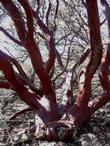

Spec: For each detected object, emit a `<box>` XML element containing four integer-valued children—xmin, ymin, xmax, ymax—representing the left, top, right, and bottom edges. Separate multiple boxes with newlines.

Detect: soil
<box><xmin>0</xmin><ymin>100</ymin><xmax>110</xmax><ymax>146</ymax></box>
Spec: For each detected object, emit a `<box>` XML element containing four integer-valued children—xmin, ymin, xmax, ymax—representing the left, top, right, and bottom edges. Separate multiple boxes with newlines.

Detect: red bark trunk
<box><xmin>0</xmin><ymin>0</ymin><xmax>110</xmax><ymax>142</ymax></box>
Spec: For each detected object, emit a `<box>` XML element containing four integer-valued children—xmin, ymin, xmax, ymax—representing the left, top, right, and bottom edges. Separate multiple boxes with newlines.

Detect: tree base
<box><xmin>31</xmin><ymin>104</ymin><xmax>91</xmax><ymax>141</ymax></box>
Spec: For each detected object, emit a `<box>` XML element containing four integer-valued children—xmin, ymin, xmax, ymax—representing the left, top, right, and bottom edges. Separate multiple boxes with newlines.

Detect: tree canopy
<box><xmin>0</xmin><ymin>0</ymin><xmax>110</xmax><ymax>142</ymax></box>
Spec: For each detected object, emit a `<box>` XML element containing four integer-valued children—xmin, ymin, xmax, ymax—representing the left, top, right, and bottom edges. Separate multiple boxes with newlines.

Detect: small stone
<box><xmin>14</xmin><ymin>130</ymin><xmax>32</xmax><ymax>144</ymax></box>
<box><xmin>93</xmin><ymin>126</ymin><xmax>101</xmax><ymax>133</ymax></box>
<box><xmin>0</xmin><ymin>143</ymin><xmax>7</xmax><ymax>146</ymax></box>
<box><xmin>104</xmin><ymin>118</ymin><xmax>110</xmax><ymax>126</ymax></box>
<box><xmin>57</xmin><ymin>127</ymin><xmax>69</xmax><ymax>140</ymax></box>
<box><xmin>79</xmin><ymin>133</ymin><xmax>100</xmax><ymax>146</ymax></box>
<box><xmin>81</xmin><ymin>141</ymin><xmax>93</xmax><ymax>146</ymax></box>
<box><xmin>106</xmin><ymin>133</ymin><xmax>110</xmax><ymax>139</ymax></box>
<box><xmin>34</xmin><ymin>124</ymin><xmax>46</xmax><ymax>139</ymax></box>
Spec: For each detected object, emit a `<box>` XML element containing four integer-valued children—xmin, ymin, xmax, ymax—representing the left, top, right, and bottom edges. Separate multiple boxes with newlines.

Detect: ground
<box><xmin>0</xmin><ymin>99</ymin><xmax>110</xmax><ymax>146</ymax></box>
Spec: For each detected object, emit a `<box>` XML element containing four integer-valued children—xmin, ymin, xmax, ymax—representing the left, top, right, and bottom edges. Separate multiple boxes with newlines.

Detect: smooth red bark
<box><xmin>75</xmin><ymin>0</ymin><xmax>102</xmax><ymax>109</ymax></box>
<box><xmin>0</xmin><ymin>0</ymin><xmax>110</xmax><ymax>141</ymax></box>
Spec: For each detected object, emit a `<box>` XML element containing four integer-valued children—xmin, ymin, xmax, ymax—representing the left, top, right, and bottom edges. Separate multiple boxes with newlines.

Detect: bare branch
<box><xmin>46</xmin><ymin>2</ymin><xmax>51</xmax><ymax>26</ymax></box>
<box><xmin>0</xmin><ymin>26</ymin><xmax>22</xmax><ymax>46</ymax></box>
<box><xmin>54</xmin><ymin>0</ymin><xmax>59</xmax><ymax>21</ymax></box>
<box><xmin>9</xmin><ymin>107</ymin><xmax>32</xmax><ymax>120</ymax></box>
<box><xmin>0</xmin><ymin>0</ymin><xmax>27</xmax><ymax>43</ymax></box>
<box><xmin>18</xmin><ymin>0</ymin><xmax>34</xmax><ymax>39</ymax></box>
<box><xmin>100</xmin><ymin>0</ymin><xmax>110</xmax><ymax>38</ymax></box>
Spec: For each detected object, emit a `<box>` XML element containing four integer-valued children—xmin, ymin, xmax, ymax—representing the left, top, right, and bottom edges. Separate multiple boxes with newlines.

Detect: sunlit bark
<box><xmin>0</xmin><ymin>0</ymin><xmax>110</xmax><ymax>141</ymax></box>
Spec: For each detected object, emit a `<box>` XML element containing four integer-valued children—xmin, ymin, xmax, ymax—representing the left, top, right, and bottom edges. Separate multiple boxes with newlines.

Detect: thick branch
<box><xmin>0</xmin><ymin>51</ymin><xmax>39</xmax><ymax>109</ymax></box>
<box><xmin>89</xmin><ymin>92</ymin><xmax>110</xmax><ymax>114</ymax></box>
<box><xmin>99</xmin><ymin>47</ymin><xmax>110</xmax><ymax>91</ymax></box>
<box><xmin>18</xmin><ymin>0</ymin><xmax>34</xmax><ymax>39</ymax></box>
<box><xmin>0</xmin><ymin>50</ymin><xmax>26</xmax><ymax>78</ymax></box>
<box><xmin>0</xmin><ymin>51</ymin><xmax>58</xmax><ymax>122</ymax></box>
<box><xmin>0</xmin><ymin>0</ymin><xmax>27</xmax><ymax>43</ymax></box>
<box><xmin>0</xmin><ymin>1</ymin><xmax>57</xmax><ymax>101</ymax></box>
<box><xmin>0</xmin><ymin>51</ymin><xmax>43</xmax><ymax>96</ymax></box>
<box><xmin>100</xmin><ymin>0</ymin><xmax>110</xmax><ymax>91</ymax></box>
<box><xmin>75</xmin><ymin>0</ymin><xmax>102</xmax><ymax>108</ymax></box>
<box><xmin>0</xmin><ymin>80</ymin><xmax>13</xmax><ymax>90</ymax></box>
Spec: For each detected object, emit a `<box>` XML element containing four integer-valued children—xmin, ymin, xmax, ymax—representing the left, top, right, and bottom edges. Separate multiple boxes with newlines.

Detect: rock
<box><xmin>79</xmin><ymin>133</ymin><xmax>101</xmax><ymax>146</ymax></box>
<box><xmin>37</xmin><ymin>141</ymin><xmax>56</xmax><ymax>146</ymax></box>
<box><xmin>93</xmin><ymin>126</ymin><xmax>101</xmax><ymax>133</ymax></box>
<box><xmin>14</xmin><ymin>129</ymin><xmax>32</xmax><ymax>145</ymax></box>
<box><xmin>34</xmin><ymin>124</ymin><xmax>46</xmax><ymax>139</ymax></box>
<box><xmin>57</xmin><ymin>126</ymin><xmax>69</xmax><ymax>140</ymax></box>
<box><xmin>80</xmin><ymin>134</ymin><xmax>92</xmax><ymax>146</ymax></box>
<box><xmin>103</xmin><ymin>118</ymin><xmax>110</xmax><ymax>126</ymax></box>
<box><xmin>106</xmin><ymin>133</ymin><xmax>110</xmax><ymax>139</ymax></box>
<box><xmin>0</xmin><ymin>143</ymin><xmax>7</xmax><ymax>146</ymax></box>
<box><xmin>57</xmin><ymin>126</ymin><xmax>77</xmax><ymax>140</ymax></box>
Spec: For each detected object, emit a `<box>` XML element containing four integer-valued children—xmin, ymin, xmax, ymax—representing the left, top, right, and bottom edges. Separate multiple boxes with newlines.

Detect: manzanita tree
<box><xmin>0</xmin><ymin>0</ymin><xmax>110</xmax><ymax>141</ymax></box>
